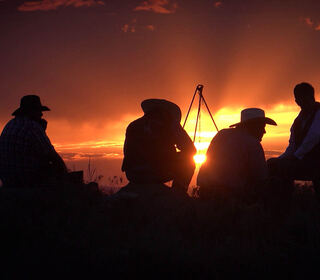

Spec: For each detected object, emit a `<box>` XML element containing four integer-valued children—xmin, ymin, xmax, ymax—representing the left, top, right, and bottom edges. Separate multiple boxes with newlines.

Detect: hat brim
<box><xmin>141</xmin><ymin>99</ymin><xmax>181</xmax><ymax>123</ymax></box>
<box><xmin>12</xmin><ymin>106</ymin><xmax>50</xmax><ymax>116</ymax></box>
<box><xmin>229</xmin><ymin>117</ymin><xmax>277</xmax><ymax>128</ymax></box>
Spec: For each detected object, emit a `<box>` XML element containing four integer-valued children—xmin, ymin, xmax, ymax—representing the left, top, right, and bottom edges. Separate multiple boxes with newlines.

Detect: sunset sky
<box><xmin>1</xmin><ymin>0</ymin><xmax>320</xmax><ymax>183</ymax></box>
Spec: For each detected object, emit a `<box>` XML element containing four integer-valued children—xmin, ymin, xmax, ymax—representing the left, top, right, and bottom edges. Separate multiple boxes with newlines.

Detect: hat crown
<box><xmin>241</xmin><ymin>108</ymin><xmax>265</xmax><ymax>122</ymax></box>
<box><xmin>20</xmin><ymin>95</ymin><xmax>42</xmax><ymax>109</ymax></box>
<box><xmin>141</xmin><ymin>99</ymin><xmax>182</xmax><ymax>123</ymax></box>
<box><xmin>12</xmin><ymin>95</ymin><xmax>50</xmax><ymax>116</ymax></box>
<box><xmin>229</xmin><ymin>107</ymin><xmax>277</xmax><ymax>127</ymax></box>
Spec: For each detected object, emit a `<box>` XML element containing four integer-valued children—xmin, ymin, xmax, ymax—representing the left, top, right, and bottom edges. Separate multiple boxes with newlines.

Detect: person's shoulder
<box><xmin>127</xmin><ymin>116</ymin><xmax>144</xmax><ymax>127</ymax></box>
<box><xmin>3</xmin><ymin>118</ymin><xmax>15</xmax><ymax>127</ymax></box>
<box><xmin>215</xmin><ymin>128</ymin><xmax>233</xmax><ymax>137</ymax></box>
<box><xmin>234</xmin><ymin>128</ymin><xmax>261</xmax><ymax>146</ymax></box>
<box><xmin>216</xmin><ymin>127</ymin><xmax>246</xmax><ymax>139</ymax></box>
<box><xmin>126</xmin><ymin>116</ymin><xmax>145</xmax><ymax>133</ymax></box>
<box><xmin>2</xmin><ymin>117</ymin><xmax>29</xmax><ymax>130</ymax></box>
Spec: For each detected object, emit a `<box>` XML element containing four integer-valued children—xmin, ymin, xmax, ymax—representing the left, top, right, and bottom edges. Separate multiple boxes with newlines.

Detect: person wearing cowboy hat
<box><xmin>121</xmin><ymin>98</ymin><xmax>196</xmax><ymax>194</ymax></box>
<box><xmin>197</xmin><ymin>108</ymin><xmax>277</xmax><ymax>202</ymax></box>
<box><xmin>0</xmin><ymin>95</ymin><xmax>67</xmax><ymax>188</ymax></box>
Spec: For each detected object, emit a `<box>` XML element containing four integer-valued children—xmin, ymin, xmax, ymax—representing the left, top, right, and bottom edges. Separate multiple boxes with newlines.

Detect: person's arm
<box><xmin>172</xmin><ymin>123</ymin><xmax>196</xmax><ymax>155</ymax></box>
<box><xmin>31</xmin><ymin>123</ymin><xmax>67</xmax><ymax>174</ymax></box>
<box><xmin>294</xmin><ymin>110</ymin><xmax>320</xmax><ymax>159</ymax></box>
<box><xmin>121</xmin><ymin>124</ymin><xmax>139</xmax><ymax>171</ymax></box>
<box><xmin>48</xmin><ymin>150</ymin><xmax>68</xmax><ymax>174</ymax></box>
<box><xmin>247</xmin><ymin>141</ymin><xmax>268</xmax><ymax>184</ymax></box>
<box><xmin>279</xmin><ymin>126</ymin><xmax>296</xmax><ymax>159</ymax></box>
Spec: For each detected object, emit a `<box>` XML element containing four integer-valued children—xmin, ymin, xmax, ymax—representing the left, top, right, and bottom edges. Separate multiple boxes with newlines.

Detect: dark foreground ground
<box><xmin>1</xmin><ymin>182</ymin><xmax>320</xmax><ymax>279</ymax></box>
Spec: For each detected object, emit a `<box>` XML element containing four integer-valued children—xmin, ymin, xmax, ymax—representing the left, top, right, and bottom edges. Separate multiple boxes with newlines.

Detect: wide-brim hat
<box><xmin>12</xmin><ymin>95</ymin><xmax>50</xmax><ymax>116</ymax></box>
<box><xmin>229</xmin><ymin>108</ymin><xmax>277</xmax><ymax>127</ymax></box>
<box><xmin>141</xmin><ymin>99</ymin><xmax>182</xmax><ymax>123</ymax></box>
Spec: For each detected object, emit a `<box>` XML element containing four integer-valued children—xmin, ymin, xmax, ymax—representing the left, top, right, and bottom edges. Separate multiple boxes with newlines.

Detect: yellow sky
<box><xmin>50</xmin><ymin>102</ymin><xmax>299</xmax><ymax>163</ymax></box>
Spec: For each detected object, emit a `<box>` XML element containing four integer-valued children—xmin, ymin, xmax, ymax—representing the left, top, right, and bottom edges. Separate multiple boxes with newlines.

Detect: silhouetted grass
<box><xmin>1</xmin><ymin>182</ymin><xmax>320</xmax><ymax>279</ymax></box>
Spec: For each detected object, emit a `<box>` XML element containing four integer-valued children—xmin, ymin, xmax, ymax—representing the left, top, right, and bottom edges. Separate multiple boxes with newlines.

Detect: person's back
<box><xmin>197</xmin><ymin>127</ymin><xmax>267</xmax><ymax>199</ymax></box>
<box><xmin>0</xmin><ymin>95</ymin><xmax>67</xmax><ymax>188</ymax></box>
<box><xmin>121</xmin><ymin>99</ymin><xmax>196</xmax><ymax>193</ymax></box>
<box><xmin>197</xmin><ymin>108</ymin><xmax>276</xmax><ymax>201</ymax></box>
<box><xmin>0</xmin><ymin>116</ymin><xmax>55</xmax><ymax>187</ymax></box>
<box><xmin>122</xmin><ymin>115</ymin><xmax>185</xmax><ymax>182</ymax></box>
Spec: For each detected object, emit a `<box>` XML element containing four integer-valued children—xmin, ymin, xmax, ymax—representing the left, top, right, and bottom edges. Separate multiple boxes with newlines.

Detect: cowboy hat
<box><xmin>12</xmin><ymin>95</ymin><xmax>50</xmax><ymax>116</ymax></box>
<box><xmin>229</xmin><ymin>108</ymin><xmax>277</xmax><ymax>127</ymax></box>
<box><xmin>141</xmin><ymin>99</ymin><xmax>182</xmax><ymax>123</ymax></box>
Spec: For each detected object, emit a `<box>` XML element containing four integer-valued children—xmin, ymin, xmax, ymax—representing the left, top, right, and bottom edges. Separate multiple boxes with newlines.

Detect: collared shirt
<box><xmin>280</xmin><ymin>109</ymin><xmax>320</xmax><ymax>160</ymax></box>
<box><xmin>197</xmin><ymin>128</ymin><xmax>267</xmax><ymax>190</ymax></box>
<box><xmin>0</xmin><ymin>116</ymin><xmax>56</xmax><ymax>186</ymax></box>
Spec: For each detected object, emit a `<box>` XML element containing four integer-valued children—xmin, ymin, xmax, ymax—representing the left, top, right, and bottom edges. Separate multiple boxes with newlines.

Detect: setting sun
<box><xmin>184</xmin><ymin>103</ymin><xmax>299</xmax><ymax>167</ymax></box>
<box><xmin>193</xmin><ymin>154</ymin><xmax>207</xmax><ymax>165</ymax></box>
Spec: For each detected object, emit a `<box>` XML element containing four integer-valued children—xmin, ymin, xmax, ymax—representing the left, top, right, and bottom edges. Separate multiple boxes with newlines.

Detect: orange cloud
<box><xmin>301</xmin><ymin>17</ymin><xmax>320</xmax><ymax>31</ymax></box>
<box><xmin>18</xmin><ymin>0</ymin><xmax>105</xmax><ymax>12</ymax></box>
<box><xmin>121</xmin><ymin>24</ymin><xmax>130</xmax><ymax>33</ymax></box>
<box><xmin>146</xmin><ymin>24</ymin><xmax>155</xmax><ymax>31</ymax></box>
<box><xmin>121</xmin><ymin>19</ymin><xmax>137</xmax><ymax>33</ymax></box>
<box><xmin>303</xmin><ymin>17</ymin><xmax>313</xmax><ymax>27</ymax></box>
<box><xmin>214</xmin><ymin>1</ymin><xmax>222</xmax><ymax>8</ymax></box>
<box><xmin>134</xmin><ymin>0</ymin><xmax>177</xmax><ymax>14</ymax></box>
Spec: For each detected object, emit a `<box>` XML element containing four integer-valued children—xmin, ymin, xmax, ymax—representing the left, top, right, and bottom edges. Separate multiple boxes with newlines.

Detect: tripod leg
<box><xmin>183</xmin><ymin>87</ymin><xmax>198</xmax><ymax>129</ymax></box>
<box><xmin>201</xmin><ymin>95</ymin><xmax>219</xmax><ymax>131</ymax></box>
<box><xmin>193</xmin><ymin>94</ymin><xmax>202</xmax><ymax>142</ymax></box>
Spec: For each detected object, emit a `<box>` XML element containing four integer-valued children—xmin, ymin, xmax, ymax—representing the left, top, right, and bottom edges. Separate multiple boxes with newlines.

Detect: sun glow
<box><xmin>184</xmin><ymin>103</ymin><xmax>299</xmax><ymax>166</ymax></box>
<box><xmin>50</xmin><ymin>103</ymin><xmax>298</xmax><ymax>166</ymax></box>
<box><xmin>193</xmin><ymin>154</ymin><xmax>207</xmax><ymax>164</ymax></box>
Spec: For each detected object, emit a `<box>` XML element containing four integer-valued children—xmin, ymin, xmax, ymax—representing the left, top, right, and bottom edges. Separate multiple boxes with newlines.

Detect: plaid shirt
<box><xmin>0</xmin><ymin>116</ymin><xmax>56</xmax><ymax>187</ymax></box>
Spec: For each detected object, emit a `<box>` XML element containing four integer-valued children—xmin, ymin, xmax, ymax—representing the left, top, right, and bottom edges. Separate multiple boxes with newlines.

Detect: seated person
<box><xmin>121</xmin><ymin>99</ymin><xmax>196</xmax><ymax>193</ymax></box>
<box><xmin>268</xmin><ymin>83</ymin><xmax>320</xmax><ymax>183</ymax></box>
<box><xmin>197</xmin><ymin>108</ymin><xmax>277</xmax><ymax>201</ymax></box>
<box><xmin>0</xmin><ymin>95</ymin><xmax>67</xmax><ymax>188</ymax></box>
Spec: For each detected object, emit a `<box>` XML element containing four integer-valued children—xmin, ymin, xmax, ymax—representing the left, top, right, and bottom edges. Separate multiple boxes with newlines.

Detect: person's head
<box><xmin>239</xmin><ymin>121</ymin><xmax>266</xmax><ymax>142</ymax></box>
<box><xmin>12</xmin><ymin>95</ymin><xmax>50</xmax><ymax>121</ymax></box>
<box><xmin>294</xmin><ymin>82</ymin><xmax>315</xmax><ymax>110</ymax></box>
<box><xmin>230</xmin><ymin>108</ymin><xmax>277</xmax><ymax>142</ymax></box>
<box><xmin>141</xmin><ymin>99</ymin><xmax>181</xmax><ymax>125</ymax></box>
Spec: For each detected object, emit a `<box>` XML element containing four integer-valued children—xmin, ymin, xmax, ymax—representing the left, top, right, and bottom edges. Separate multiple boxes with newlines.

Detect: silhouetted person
<box><xmin>268</xmin><ymin>82</ymin><xmax>320</xmax><ymax>185</ymax></box>
<box><xmin>121</xmin><ymin>99</ymin><xmax>196</xmax><ymax>194</ymax></box>
<box><xmin>0</xmin><ymin>95</ymin><xmax>67</xmax><ymax>188</ymax></box>
<box><xmin>197</xmin><ymin>108</ymin><xmax>277</xmax><ymax>201</ymax></box>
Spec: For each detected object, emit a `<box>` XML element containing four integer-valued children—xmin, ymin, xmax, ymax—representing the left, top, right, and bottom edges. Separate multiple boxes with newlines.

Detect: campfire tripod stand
<box><xmin>182</xmin><ymin>84</ymin><xmax>219</xmax><ymax>143</ymax></box>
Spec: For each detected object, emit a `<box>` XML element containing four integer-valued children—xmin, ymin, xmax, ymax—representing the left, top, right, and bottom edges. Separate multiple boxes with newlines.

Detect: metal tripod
<box><xmin>182</xmin><ymin>84</ymin><xmax>219</xmax><ymax>143</ymax></box>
